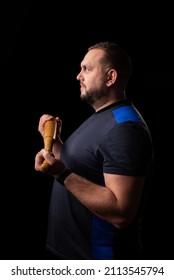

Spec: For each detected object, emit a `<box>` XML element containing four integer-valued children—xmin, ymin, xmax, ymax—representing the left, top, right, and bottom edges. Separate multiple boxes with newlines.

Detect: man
<box><xmin>35</xmin><ymin>41</ymin><xmax>154</xmax><ymax>259</ymax></box>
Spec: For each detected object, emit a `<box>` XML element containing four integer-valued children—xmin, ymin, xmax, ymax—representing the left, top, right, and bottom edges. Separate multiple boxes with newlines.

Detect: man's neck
<box><xmin>94</xmin><ymin>98</ymin><xmax>126</xmax><ymax>112</ymax></box>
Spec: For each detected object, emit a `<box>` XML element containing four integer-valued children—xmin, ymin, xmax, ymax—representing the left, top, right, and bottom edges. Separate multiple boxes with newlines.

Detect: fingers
<box><xmin>38</xmin><ymin>114</ymin><xmax>62</xmax><ymax>137</ymax></box>
<box><xmin>35</xmin><ymin>149</ymin><xmax>65</xmax><ymax>176</ymax></box>
<box><xmin>42</xmin><ymin>149</ymin><xmax>55</xmax><ymax>164</ymax></box>
<box><xmin>35</xmin><ymin>149</ymin><xmax>55</xmax><ymax>171</ymax></box>
<box><xmin>38</xmin><ymin>114</ymin><xmax>54</xmax><ymax>135</ymax></box>
<box><xmin>35</xmin><ymin>149</ymin><xmax>45</xmax><ymax>171</ymax></box>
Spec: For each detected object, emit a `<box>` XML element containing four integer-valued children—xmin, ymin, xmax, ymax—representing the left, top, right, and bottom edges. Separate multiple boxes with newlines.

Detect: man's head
<box><xmin>76</xmin><ymin>41</ymin><xmax>132</xmax><ymax>109</ymax></box>
<box><xmin>88</xmin><ymin>41</ymin><xmax>132</xmax><ymax>90</ymax></box>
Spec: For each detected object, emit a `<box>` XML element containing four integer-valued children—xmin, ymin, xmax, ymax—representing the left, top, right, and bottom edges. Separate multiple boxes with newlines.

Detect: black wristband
<box><xmin>56</xmin><ymin>168</ymin><xmax>72</xmax><ymax>185</ymax></box>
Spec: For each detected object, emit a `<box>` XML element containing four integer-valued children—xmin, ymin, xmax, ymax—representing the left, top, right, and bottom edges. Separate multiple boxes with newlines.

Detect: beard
<box><xmin>80</xmin><ymin>88</ymin><xmax>107</xmax><ymax>106</ymax></box>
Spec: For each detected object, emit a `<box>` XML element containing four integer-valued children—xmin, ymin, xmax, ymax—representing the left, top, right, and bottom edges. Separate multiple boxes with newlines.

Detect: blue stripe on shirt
<box><xmin>92</xmin><ymin>215</ymin><xmax>116</xmax><ymax>260</ymax></box>
<box><xmin>112</xmin><ymin>105</ymin><xmax>143</xmax><ymax>124</ymax></box>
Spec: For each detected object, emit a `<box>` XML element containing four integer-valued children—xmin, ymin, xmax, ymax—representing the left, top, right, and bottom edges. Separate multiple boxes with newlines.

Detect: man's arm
<box><xmin>35</xmin><ymin>149</ymin><xmax>144</xmax><ymax>229</ymax></box>
<box><xmin>64</xmin><ymin>171</ymin><xmax>144</xmax><ymax>229</ymax></box>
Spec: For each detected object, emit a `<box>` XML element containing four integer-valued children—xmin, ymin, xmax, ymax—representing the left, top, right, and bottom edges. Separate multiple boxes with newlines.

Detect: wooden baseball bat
<box><xmin>40</xmin><ymin>117</ymin><xmax>57</xmax><ymax>173</ymax></box>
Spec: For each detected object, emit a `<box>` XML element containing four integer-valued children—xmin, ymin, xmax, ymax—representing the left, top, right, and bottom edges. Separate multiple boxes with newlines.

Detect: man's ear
<box><xmin>106</xmin><ymin>69</ymin><xmax>117</xmax><ymax>86</ymax></box>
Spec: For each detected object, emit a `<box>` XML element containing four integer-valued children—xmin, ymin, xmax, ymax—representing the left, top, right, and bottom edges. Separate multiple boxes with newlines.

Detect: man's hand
<box><xmin>38</xmin><ymin>114</ymin><xmax>62</xmax><ymax>138</ymax></box>
<box><xmin>35</xmin><ymin>148</ymin><xmax>65</xmax><ymax>177</ymax></box>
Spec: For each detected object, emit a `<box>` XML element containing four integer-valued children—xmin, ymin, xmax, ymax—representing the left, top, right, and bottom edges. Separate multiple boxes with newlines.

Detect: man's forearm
<box><xmin>64</xmin><ymin>172</ymin><xmax>120</xmax><ymax>226</ymax></box>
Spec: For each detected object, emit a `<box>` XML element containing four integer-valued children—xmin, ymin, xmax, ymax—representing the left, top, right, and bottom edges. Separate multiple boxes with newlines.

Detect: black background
<box><xmin>1</xmin><ymin>2</ymin><xmax>173</xmax><ymax>260</ymax></box>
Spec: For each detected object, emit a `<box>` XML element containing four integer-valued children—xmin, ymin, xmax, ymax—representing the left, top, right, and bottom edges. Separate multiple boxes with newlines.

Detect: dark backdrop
<box><xmin>1</xmin><ymin>2</ymin><xmax>173</xmax><ymax>260</ymax></box>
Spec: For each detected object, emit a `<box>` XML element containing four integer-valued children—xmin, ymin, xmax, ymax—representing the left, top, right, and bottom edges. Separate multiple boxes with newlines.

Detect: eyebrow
<box><xmin>80</xmin><ymin>61</ymin><xmax>92</xmax><ymax>69</ymax></box>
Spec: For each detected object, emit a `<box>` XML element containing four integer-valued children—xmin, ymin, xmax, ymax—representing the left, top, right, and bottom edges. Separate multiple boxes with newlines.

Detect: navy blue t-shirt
<box><xmin>46</xmin><ymin>100</ymin><xmax>153</xmax><ymax>259</ymax></box>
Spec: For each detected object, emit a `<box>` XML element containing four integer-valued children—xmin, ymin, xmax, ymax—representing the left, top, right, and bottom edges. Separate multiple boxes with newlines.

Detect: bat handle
<box><xmin>41</xmin><ymin>140</ymin><xmax>53</xmax><ymax>172</ymax></box>
<box><xmin>40</xmin><ymin>159</ymin><xmax>51</xmax><ymax>173</ymax></box>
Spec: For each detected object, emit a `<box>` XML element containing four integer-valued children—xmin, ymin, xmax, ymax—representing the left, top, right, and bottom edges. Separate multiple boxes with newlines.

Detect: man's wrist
<box><xmin>56</xmin><ymin>168</ymin><xmax>72</xmax><ymax>185</ymax></box>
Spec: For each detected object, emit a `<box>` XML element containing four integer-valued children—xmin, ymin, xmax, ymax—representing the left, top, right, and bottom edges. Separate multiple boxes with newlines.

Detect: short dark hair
<box><xmin>88</xmin><ymin>41</ymin><xmax>132</xmax><ymax>89</ymax></box>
